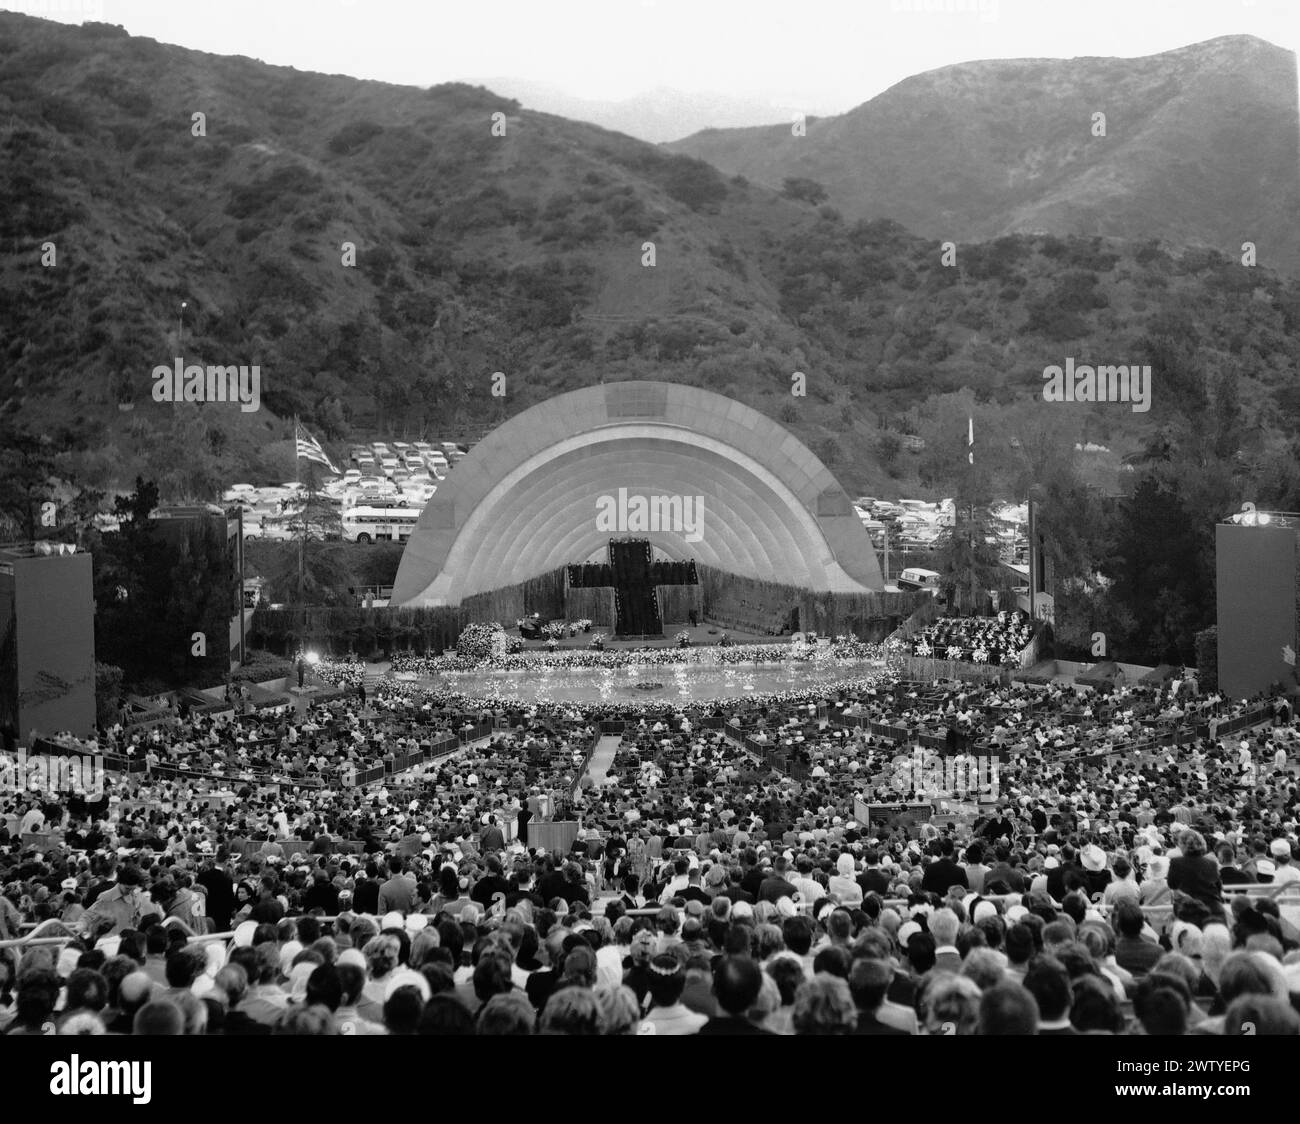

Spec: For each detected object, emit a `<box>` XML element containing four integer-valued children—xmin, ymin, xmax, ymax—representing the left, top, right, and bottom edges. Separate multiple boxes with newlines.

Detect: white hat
<box><xmin>381</xmin><ymin>911</ymin><xmax>404</xmax><ymax>931</ymax></box>
<box><xmin>383</xmin><ymin>969</ymin><xmax>431</xmax><ymax>1002</ymax></box>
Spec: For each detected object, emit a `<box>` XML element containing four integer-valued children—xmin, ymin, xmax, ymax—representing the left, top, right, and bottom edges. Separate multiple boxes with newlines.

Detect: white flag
<box><xmin>968</xmin><ymin>417</ymin><xmax>974</xmax><ymax>465</ymax></box>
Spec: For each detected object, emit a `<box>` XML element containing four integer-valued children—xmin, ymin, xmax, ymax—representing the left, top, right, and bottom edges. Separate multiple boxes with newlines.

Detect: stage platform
<box><xmin>510</xmin><ymin>623</ymin><xmax>783</xmax><ymax>652</ymax></box>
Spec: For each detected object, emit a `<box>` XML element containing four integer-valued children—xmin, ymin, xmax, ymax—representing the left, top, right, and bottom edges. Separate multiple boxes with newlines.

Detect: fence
<box><xmin>722</xmin><ymin>722</ymin><xmax>809</xmax><ymax>780</ymax></box>
<box><xmin>897</xmin><ymin>655</ymin><xmax>1011</xmax><ymax>684</ymax></box>
<box><xmin>22</xmin><ymin>716</ymin><xmax>498</xmax><ymax>795</ymax></box>
<box><xmin>824</xmin><ymin>714</ymin><xmax>1005</xmax><ymax>758</ymax></box>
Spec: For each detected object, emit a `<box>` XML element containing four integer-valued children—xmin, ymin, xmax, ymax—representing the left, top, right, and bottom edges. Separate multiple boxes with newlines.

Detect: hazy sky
<box><xmin>8</xmin><ymin>0</ymin><xmax>1298</xmax><ymax>113</ymax></box>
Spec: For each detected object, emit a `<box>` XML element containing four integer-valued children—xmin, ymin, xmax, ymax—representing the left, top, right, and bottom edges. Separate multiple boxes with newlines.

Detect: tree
<box><xmin>877</xmin><ymin>431</ymin><xmax>903</xmax><ymax>475</ymax></box>
<box><xmin>286</xmin><ymin>466</ymin><xmax>344</xmax><ymax>605</ymax></box>
<box><xmin>1104</xmin><ymin>475</ymin><xmax>1205</xmax><ymax>664</ymax></box>
<box><xmin>0</xmin><ymin>424</ymin><xmax>61</xmax><ymax>540</ymax></box>
<box><xmin>94</xmin><ymin>663</ymin><xmax>124</xmax><ymax>729</ymax></box>
<box><xmin>933</xmin><ymin>508</ymin><xmax>1003</xmax><ymax>615</ymax></box>
<box><xmin>782</xmin><ymin>177</ymin><xmax>828</xmax><ymax>205</ymax></box>
<box><xmin>1141</xmin><ymin>309</ymin><xmax>1208</xmax><ymax>432</ymax></box>
<box><xmin>93</xmin><ymin>478</ymin><xmax>234</xmax><ymax>687</ymax></box>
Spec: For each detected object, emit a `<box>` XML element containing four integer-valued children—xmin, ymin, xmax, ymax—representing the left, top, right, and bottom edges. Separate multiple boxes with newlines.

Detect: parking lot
<box><xmin>221</xmin><ymin>438</ymin><xmax>470</xmax><ymax>539</ymax></box>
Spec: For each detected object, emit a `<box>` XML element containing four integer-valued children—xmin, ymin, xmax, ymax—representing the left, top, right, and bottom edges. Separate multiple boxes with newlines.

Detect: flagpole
<box><xmin>293</xmin><ymin>415</ymin><xmax>304</xmax><ymax>606</ymax></box>
<box><xmin>967</xmin><ymin>417</ymin><xmax>974</xmax><ymax>614</ymax></box>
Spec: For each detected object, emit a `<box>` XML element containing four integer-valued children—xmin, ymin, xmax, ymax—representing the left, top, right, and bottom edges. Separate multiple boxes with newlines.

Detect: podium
<box><xmin>529</xmin><ymin>821</ymin><xmax>579</xmax><ymax>854</ymax></box>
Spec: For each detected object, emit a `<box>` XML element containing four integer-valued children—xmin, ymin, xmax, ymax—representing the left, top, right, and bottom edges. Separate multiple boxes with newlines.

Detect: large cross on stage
<box><xmin>567</xmin><ymin>538</ymin><xmax>698</xmax><ymax>637</ymax></box>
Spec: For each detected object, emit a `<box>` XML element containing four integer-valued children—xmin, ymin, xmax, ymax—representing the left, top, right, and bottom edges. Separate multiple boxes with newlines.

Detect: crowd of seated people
<box><xmin>912</xmin><ymin>611</ymin><xmax>1036</xmax><ymax>664</ymax></box>
<box><xmin>1</xmin><ymin>663</ymin><xmax>1297</xmax><ymax>1036</ymax></box>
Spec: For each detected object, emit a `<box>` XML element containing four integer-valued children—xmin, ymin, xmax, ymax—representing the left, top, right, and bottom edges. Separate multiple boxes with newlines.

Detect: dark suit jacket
<box><xmin>696</xmin><ymin>1016</ymin><xmax>774</xmax><ymax>1035</ymax></box>
<box><xmin>983</xmin><ymin>863</ymin><xmax>1025</xmax><ymax>893</ymax></box>
<box><xmin>921</xmin><ymin>859</ymin><xmax>968</xmax><ymax>896</ymax></box>
<box><xmin>758</xmin><ymin>876</ymin><xmax>798</xmax><ymax>903</ymax></box>
<box><xmin>1168</xmin><ymin>855</ymin><xmax>1224</xmax><ymax>915</ymax></box>
<box><xmin>353</xmin><ymin>881</ymin><xmax>380</xmax><ymax>914</ymax></box>
<box><xmin>858</xmin><ymin>869</ymin><xmax>892</xmax><ymax>896</ymax></box>
<box><xmin>223</xmin><ymin>1009</ymin><xmax>272</xmax><ymax>1036</ymax></box>
<box><xmin>1046</xmin><ymin>863</ymin><xmax>1085</xmax><ymax>902</ymax></box>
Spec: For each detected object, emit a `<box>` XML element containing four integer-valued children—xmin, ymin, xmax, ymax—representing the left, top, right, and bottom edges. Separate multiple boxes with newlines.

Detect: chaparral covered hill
<box><xmin>0</xmin><ymin>15</ymin><xmax>1297</xmax><ymax>507</ymax></box>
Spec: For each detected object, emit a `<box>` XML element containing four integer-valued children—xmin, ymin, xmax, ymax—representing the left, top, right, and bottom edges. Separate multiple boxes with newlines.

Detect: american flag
<box><xmin>295</xmin><ymin>423</ymin><xmax>338</xmax><ymax>474</ymax></box>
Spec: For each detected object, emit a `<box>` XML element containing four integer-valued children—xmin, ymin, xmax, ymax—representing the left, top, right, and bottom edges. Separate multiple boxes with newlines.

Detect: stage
<box><xmin>509</xmin><ymin>622</ymin><xmax>782</xmax><ymax>651</ymax></box>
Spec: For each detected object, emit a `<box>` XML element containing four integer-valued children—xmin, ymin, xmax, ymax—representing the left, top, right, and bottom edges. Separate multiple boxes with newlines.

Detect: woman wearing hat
<box><xmin>828</xmin><ymin>853</ymin><xmax>863</xmax><ymax>906</ymax></box>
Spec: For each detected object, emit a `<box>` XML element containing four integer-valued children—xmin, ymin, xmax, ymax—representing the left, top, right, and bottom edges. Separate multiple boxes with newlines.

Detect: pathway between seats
<box><xmin>584</xmin><ymin>735</ymin><xmax>623</xmax><ymax>787</ymax></box>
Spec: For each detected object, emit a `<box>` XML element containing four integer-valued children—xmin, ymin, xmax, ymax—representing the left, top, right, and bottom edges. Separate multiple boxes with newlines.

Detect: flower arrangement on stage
<box><xmin>386</xmin><ymin>670</ymin><xmax>896</xmax><ymax>714</ymax></box>
<box><xmin>455</xmin><ymin>622</ymin><xmax>509</xmax><ymax>663</ymax></box>
<box><xmin>398</xmin><ymin>634</ymin><xmax>895</xmax><ymax>675</ymax></box>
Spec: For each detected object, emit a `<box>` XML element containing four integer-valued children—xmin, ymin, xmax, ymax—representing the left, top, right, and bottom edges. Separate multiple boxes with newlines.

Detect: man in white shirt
<box><xmin>1270</xmin><ymin>839</ymin><xmax>1299</xmax><ymax>885</ymax></box>
<box><xmin>641</xmin><ymin>956</ymin><xmax>707</xmax><ymax>1035</ymax></box>
<box><xmin>789</xmin><ymin>858</ymin><xmax>826</xmax><ymax>905</ymax></box>
<box><xmin>19</xmin><ymin>802</ymin><xmax>45</xmax><ymax>836</ymax></box>
<box><xmin>658</xmin><ymin>856</ymin><xmax>692</xmax><ymax>903</ymax></box>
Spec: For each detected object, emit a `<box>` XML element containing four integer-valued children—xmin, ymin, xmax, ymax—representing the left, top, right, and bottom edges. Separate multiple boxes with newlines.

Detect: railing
<box><xmin>20</xmin><ymin>714</ymin><xmax>500</xmax><ymax>795</ymax></box>
<box><xmin>722</xmin><ymin>722</ymin><xmax>809</xmax><ymax>780</ymax></box>
<box><xmin>568</xmin><ymin>730</ymin><xmax>604</xmax><ymax>798</ymax></box>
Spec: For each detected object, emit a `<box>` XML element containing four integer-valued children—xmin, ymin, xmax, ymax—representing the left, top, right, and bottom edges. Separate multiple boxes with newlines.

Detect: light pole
<box><xmin>178</xmin><ymin>301</ymin><xmax>188</xmax><ymax>352</ymax></box>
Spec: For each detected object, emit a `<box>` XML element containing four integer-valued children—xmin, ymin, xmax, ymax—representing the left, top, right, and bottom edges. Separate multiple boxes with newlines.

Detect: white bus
<box><xmin>897</xmin><ymin>567</ymin><xmax>942</xmax><ymax>594</ymax></box>
<box><xmin>342</xmin><ymin>505</ymin><xmax>420</xmax><ymax>544</ymax></box>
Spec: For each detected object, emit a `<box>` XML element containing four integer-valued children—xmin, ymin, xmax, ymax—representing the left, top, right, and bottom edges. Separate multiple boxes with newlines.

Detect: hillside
<box><xmin>670</xmin><ymin>36</ymin><xmax>1300</xmax><ymax>278</ymax></box>
<box><xmin>0</xmin><ymin>15</ymin><xmax>1298</xmax><ymax>511</ymax></box>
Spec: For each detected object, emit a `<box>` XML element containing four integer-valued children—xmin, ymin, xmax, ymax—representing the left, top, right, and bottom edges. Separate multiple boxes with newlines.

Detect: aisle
<box><xmin>584</xmin><ymin>735</ymin><xmax>624</xmax><ymax>787</ymax></box>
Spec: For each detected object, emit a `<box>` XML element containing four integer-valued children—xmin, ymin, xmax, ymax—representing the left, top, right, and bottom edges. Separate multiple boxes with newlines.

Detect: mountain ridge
<box><xmin>669</xmin><ymin>34</ymin><xmax>1300</xmax><ymax>275</ymax></box>
<box><xmin>0</xmin><ymin>15</ymin><xmax>1296</xmax><ymax>514</ymax></box>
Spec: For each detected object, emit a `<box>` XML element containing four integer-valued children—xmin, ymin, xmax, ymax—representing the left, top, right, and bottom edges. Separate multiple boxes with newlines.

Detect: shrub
<box><xmin>661</xmin><ymin>155</ymin><xmax>727</xmax><ymax>210</ymax></box>
<box><xmin>94</xmin><ymin>662</ymin><xmax>124</xmax><ymax>729</ymax></box>
<box><xmin>327</xmin><ymin>120</ymin><xmax>385</xmax><ymax>155</ymax></box>
<box><xmin>782</xmin><ymin>177</ymin><xmax>828</xmax><ymax>204</ymax></box>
